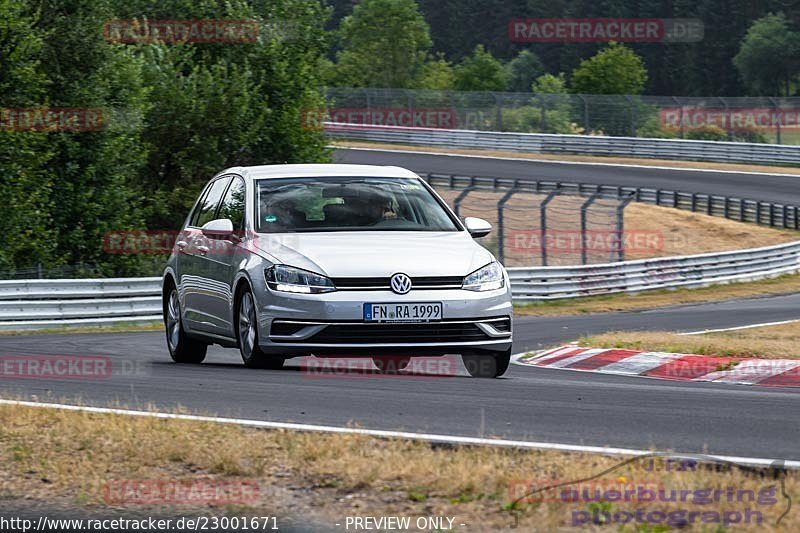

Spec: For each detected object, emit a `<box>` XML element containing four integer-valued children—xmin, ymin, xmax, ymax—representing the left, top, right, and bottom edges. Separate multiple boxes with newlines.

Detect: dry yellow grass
<box><xmin>0</xmin><ymin>403</ymin><xmax>797</xmax><ymax>530</ymax></box>
<box><xmin>625</xmin><ymin>203</ymin><xmax>799</xmax><ymax>258</ymax></box>
<box><xmin>580</xmin><ymin>322</ymin><xmax>800</xmax><ymax>359</ymax></box>
<box><xmin>433</xmin><ymin>187</ymin><xmax>798</xmax><ymax>267</ymax></box>
<box><xmin>334</xmin><ymin>140</ymin><xmax>800</xmax><ymax>174</ymax></box>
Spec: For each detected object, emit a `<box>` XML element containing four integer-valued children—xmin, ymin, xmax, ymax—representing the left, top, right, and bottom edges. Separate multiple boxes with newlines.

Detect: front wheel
<box><xmin>462</xmin><ymin>348</ymin><xmax>511</xmax><ymax>378</ymax></box>
<box><xmin>238</xmin><ymin>289</ymin><xmax>285</xmax><ymax>370</ymax></box>
<box><xmin>164</xmin><ymin>288</ymin><xmax>207</xmax><ymax>364</ymax></box>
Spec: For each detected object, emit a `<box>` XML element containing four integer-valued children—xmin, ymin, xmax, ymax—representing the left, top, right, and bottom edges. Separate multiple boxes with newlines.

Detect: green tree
<box><xmin>332</xmin><ymin>0</ymin><xmax>432</xmax><ymax>87</ymax></box>
<box><xmin>35</xmin><ymin>0</ymin><xmax>152</xmax><ymax>275</ymax></box>
<box><xmin>506</xmin><ymin>49</ymin><xmax>545</xmax><ymax>92</ymax></box>
<box><xmin>119</xmin><ymin>0</ymin><xmax>331</xmax><ymax>231</ymax></box>
<box><xmin>415</xmin><ymin>55</ymin><xmax>455</xmax><ymax>90</ymax></box>
<box><xmin>734</xmin><ymin>12</ymin><xmax>800</xmax><ymax>96</ymax></box>
<box><xmin>453</xmin><ymin>44</ymin><xmax>508</xmax><ymax>91</ymax></box>
<box><xmin>570</xmin><ymin>42</ymin><xmax>647</xmax><ymax>95</ymax></box>
<box><xmin>532</xmin><ymin>72</ymin><xmax>567</xmax><ymax>94</ymax></box>
<box><xmin>0</xmin><ymin>0</ymin><xmax>57</xmax><ymax>273</ymax></box>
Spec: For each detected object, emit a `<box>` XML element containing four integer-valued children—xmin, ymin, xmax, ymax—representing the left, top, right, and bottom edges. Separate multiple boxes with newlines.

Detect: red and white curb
<box><xmin>513</xmin><ymin>345</ymin><xmax>800</xmax><ymax>388</ymax></box>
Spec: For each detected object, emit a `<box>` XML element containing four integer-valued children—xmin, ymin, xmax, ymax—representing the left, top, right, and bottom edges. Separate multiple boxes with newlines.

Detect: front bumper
<box><xmin>255</xmin><ymin>285</ymin><xmax>513</xmax><ymax>357</ymax></box>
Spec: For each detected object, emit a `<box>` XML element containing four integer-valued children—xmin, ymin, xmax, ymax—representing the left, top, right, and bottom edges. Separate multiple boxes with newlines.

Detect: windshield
<box><xmin>255</xmin><ymin>177</ymin><xmax>460</xmax><ymax>233</ymax></box>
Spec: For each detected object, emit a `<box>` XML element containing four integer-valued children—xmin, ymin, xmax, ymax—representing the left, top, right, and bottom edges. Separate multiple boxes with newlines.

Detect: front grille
<box><xmin>331</xmin><ymin>276</ymin><xmax>463</xmax><ymax>290</ymax></box>
<box><xmin>301</xmin><ymin>322</ymin><xmax>490</xmax><ymax>344</ymax></box>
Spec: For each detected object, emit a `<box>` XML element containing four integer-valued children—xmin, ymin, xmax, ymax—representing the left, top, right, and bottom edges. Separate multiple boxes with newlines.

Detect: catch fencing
<box><xmin>324</xmin><ymin>88</ymin><xmax>800</xmax><ymax>144</ymax></box>
<box><xmin>326</xmin><ymin>122</ymin><xmax>800</xmax><ymax>166</ymax></box>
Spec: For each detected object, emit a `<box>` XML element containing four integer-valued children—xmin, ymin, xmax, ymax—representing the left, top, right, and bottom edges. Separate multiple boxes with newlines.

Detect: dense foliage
<box><xmin>1</xmin><ymin>0</ymin><xmax>330</xmax><ymax>276</ymax></box>
<box><xmin>326</xmin><ymin>0</ymin><xmax>800</xmax><ymax>97</ymax></box>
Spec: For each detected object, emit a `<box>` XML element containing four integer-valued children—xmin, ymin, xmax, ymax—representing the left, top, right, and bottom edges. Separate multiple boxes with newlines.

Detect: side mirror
<box><xmin>201</xmin><ymin>218</ymin><xmax>234</xmax><ymax>239</ymax></box>
<box><xmin>464</xmin><ymin>217</ymin><xmax>492</xmax><ymax>238</ymax></box>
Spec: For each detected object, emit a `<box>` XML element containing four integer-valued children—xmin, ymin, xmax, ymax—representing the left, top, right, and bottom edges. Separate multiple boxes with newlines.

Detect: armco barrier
<box><xmin>2</xmin><ymin>240</ymin><xmax>799</xmax><ymax>329</ymax></box>
<box><xmin>508</xmin><ymin>240</ymin><xmax>800</xmax><ymax>302</ymax></box>
<box><xmin>0</xmin><ymin>277</ymin><xmax>162</xmax><ymax>330</ymax></box>
<box><xmin>325</xmin><ymin>123</ymin><xmax>800</xmax><ymax>166</ymax></box>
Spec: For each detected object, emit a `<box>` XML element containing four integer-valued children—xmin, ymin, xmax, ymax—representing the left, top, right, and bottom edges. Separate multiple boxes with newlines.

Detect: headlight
<box><xmin>265</xmin><ymin>265</ymin><xmax>336</xmax><ymax>294</ymax></box>
<box><xmin>462</xmin><ymin>262</ymin><xmax>505</xmax><ymax>292</ymax></box>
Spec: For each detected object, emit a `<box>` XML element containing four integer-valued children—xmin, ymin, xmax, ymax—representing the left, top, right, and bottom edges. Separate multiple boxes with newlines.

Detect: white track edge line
<box><xmin>679</xmin><ymin>319</ymin><xmax>800</xmax><ymax>335</ymax></box>
<box><xmin>334</xmin><ymin>146</ymin><xmax>800</xmax><ymax>178</ymax></box>
<box><xmin>2</xmin><ymin>398</ymin><xmax>797</xmax><ymax>469</ymax></box>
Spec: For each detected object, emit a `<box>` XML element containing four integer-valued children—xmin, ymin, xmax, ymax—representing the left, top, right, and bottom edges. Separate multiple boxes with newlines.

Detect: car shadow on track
<box><xmin>152</xmin><ymin>358</ymin><xmax>476</xmax><ymax>379</ymax></box>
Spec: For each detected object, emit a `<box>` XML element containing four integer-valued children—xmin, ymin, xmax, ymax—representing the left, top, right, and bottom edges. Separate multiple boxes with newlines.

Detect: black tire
<box><xmin>372</xmin><ymin>356</ymin><xmax>410</xmax><ymax>374</ymax></box>
<box><xmin>164</xmin><ymin>286</ymin><xmax>207</xmax><ymax>364</ymax></box>
<box><xmin>237</xmin><ymin>288</ymin><xmax>285</xmax><ymax>369</ymax></box>
<box><xmin>462</xmin><ymin>348</ymin><xmax>511</xmax><ymax>378</ymax></box>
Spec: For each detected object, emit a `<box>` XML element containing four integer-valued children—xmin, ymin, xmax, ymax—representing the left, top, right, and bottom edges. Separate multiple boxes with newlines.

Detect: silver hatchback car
<box><xmin>162</xmin><ymin>164</ymin><xmax>513</xmax><ymax>377</ymax></box>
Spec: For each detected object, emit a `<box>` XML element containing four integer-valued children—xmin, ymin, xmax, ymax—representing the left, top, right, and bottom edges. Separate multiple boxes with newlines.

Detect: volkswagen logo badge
<box><xmin>390</xmin><ymin>273</ymin><xmax>412</xmax><ymax>295</ymax></box>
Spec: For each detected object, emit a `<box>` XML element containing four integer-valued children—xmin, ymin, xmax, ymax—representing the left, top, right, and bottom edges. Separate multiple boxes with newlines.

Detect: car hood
<box><xmin>251</xmin><ymin>231</ymin><xmax>494</xmax><ymax>277</ymax></box>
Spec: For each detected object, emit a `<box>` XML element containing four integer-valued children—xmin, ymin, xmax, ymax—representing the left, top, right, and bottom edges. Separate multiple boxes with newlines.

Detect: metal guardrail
<box><xmin>508</xmin><ymin>240</ymin><xmax>800</xmax><ymax>302</ymax></box>
<box><xmin>326</xmin><ymin>123</ymin><xmax>800</xmax><ymax>166</ymax></box>
<box><xmin>3</xmin><ymin>240</ymin><xmax>800</xmax><ymax>329</ymax></box>
<box><xmin>0</xmin><ymin>277</ymin><xmax>162</xmax><ymax>330</ymax></box>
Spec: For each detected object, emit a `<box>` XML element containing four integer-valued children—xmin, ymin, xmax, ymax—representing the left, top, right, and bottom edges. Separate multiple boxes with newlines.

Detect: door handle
<box><xmin>197</xmin><ymin>245</ymin><xmax>209</xmax><ymax>255</ymax></box>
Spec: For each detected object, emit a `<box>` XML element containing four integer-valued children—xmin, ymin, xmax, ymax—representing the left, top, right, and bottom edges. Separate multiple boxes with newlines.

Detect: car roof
<box><xmin>220</xmin><ymin>164</ymin><xmax>421</xmax><ymax>181</ymax></box>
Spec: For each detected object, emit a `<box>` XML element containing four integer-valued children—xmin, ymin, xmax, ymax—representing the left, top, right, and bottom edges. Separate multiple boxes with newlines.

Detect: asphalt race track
<box><xmin>334</xmin><ymin>147</ymin><xmax>800</xmax><ymax>205</ymax></box>
<box><xmin>2</xmin><ymin>293</ymin><xmax>800</xmax><ymax>461</ymax></box>
<box><xmin>2</xmin><ymin>150</ymin><xmax>799</xmax><ymax>462</ymax></box>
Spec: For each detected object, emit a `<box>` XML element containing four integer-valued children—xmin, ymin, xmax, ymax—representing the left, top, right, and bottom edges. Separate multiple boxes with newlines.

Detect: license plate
<box><xmin>363</xmin><ymin>302</ymin><xmax>443</xmax><ymax>322</ymax></box>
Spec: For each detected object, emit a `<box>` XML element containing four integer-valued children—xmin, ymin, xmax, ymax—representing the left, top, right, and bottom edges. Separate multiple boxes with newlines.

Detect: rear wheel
<box><xmin>462</xmin><ymin>348</ymin><xmax>511</xmax><ymax>378</ymax></box>
<box><xmin>164</xmin><ymin>287</ymin><xmax>207</xmax><ymax>364</ymax></box>
<box><xmin>372</xmin><ymin>356</ymin><xmax>410</xmax><ymax>374</ymax></box>
<box><xmin>238</xmin><ymin>289</ymin><xmax>284</xmax><ymax>369</ymax></box>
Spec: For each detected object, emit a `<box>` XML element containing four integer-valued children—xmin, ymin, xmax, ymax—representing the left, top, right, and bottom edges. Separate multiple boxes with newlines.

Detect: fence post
<box><xmin>453</xmin><ymin>186</ymin><xmax>477</xmax><ymax>218</ymax></box>
<box><xmin>616</xmin><ymin>194</ymin><xmax>635</xmax><ymax>262</ymax></box>
<box><xmin>627</xmin><ymin>95</ymin><xmax>637</xmax><ymax>136</ymax></box>
<box><xmin>580</xmin><ymin>192</ymin><xmax>603</xmax><ymax>265</ymax></box>
<box><xmin>495</xmin><ymin>92</ymin><xmax>503</xmax><ymax>131</ymax></box>
<box><xmin>496</xmin><ymin>184</ymin><xmax>519</xmax><ymax>265</ymax></box>
<box><xmin>540</xmin><ymin>189</ymin><xmax>561</xmax><ymax>267</ymax></box>
<box><xmin>578</xmin><ymin>94</ymin><xmax>589</xmax><ymax>133</ymax></box>
<box><xmin>769</xmin><ymin>97</ymin><xmax>781</xmax><ymax>144</ymax></box>
<box><xmin>672</xmin><ymin>96</ymin><xmax>684</xmax><ymax>139</ymax></box>
<box><xmin>721</xmin><ymin>97</ymin><xmax>733</xmax><ymax>141</ymax></box>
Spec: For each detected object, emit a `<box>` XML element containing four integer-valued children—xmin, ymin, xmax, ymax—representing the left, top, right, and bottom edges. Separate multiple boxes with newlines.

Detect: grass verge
<box><xmin>0</xmin><ymin>322</ymin><xmax>162</xmax><ymax>336</ymax></box>
<box><xmin>514</xmin><ymin>273</ymin><xmax>800</xmax><ymax>316</ymax></box>
<box><xmin>0</xmin><ymin>402</ymin><xmax>796</xmax><ymax>530</ymax></box>
<box><xmin>333</xmin><ymin>140</ymin><xmax>800</xmax><ymax>174</ymax></box>
<box><xmin>579</xmin><ymin>322</ymin><xmax>800</xmax><ymax>359</ymax></box>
